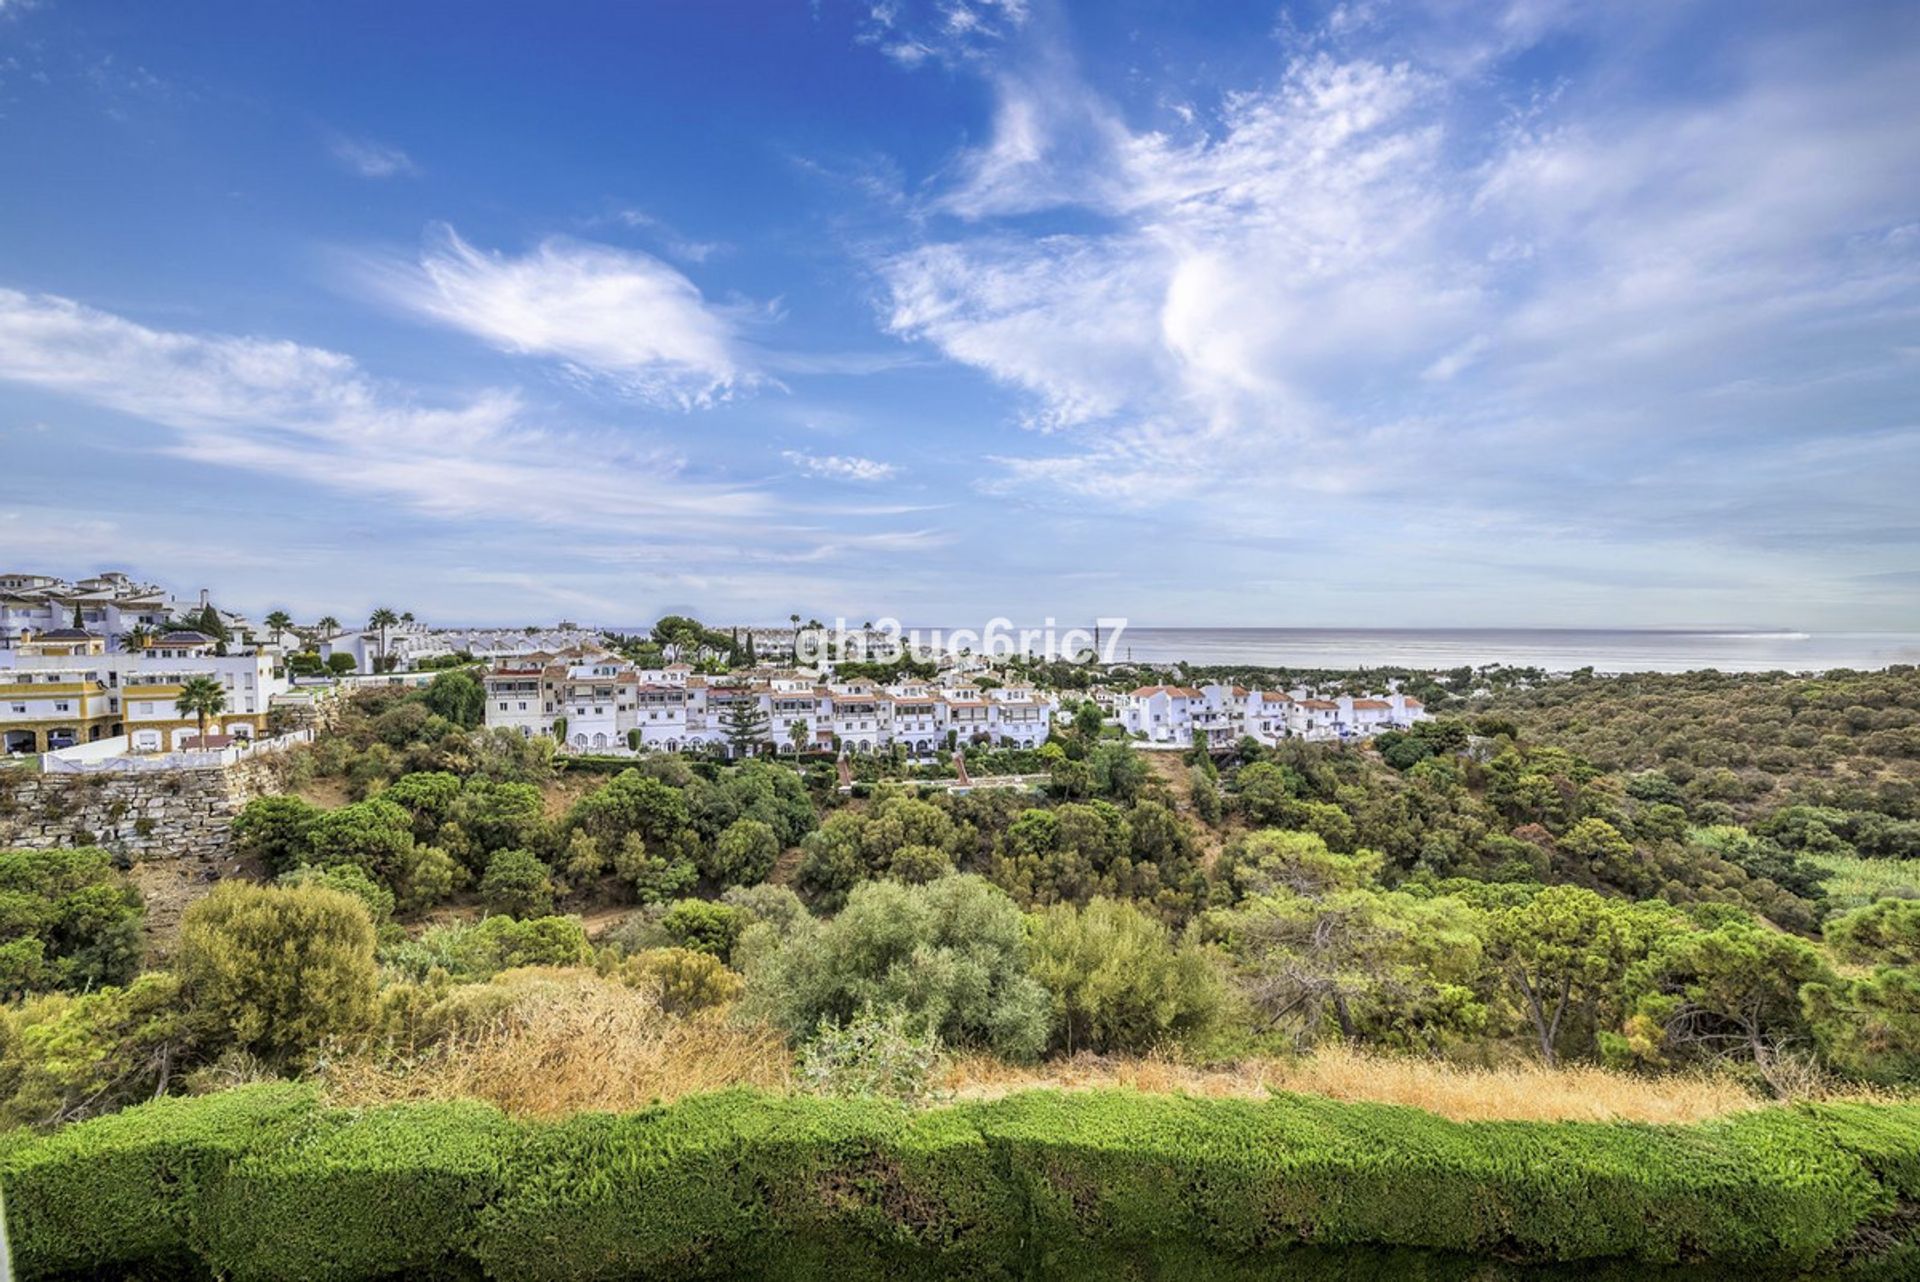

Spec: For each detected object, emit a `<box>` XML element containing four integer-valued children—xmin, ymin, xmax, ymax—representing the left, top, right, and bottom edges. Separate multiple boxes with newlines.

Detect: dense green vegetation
<box><xmin>3</xmin><ymin>1083</ymin><xmax>1916</xmax><ymax>1281</ymax></box>
<box><xmin>0</xmin><ymin>845</ymin><xmax>143</xmax><ymax>996</ymax></box>
<box><xmin>4</xmin><ymin>668</ymin><xmax>1920</xmax><ymax>1273</ymax></box>
<box><xmin>0</xmin><ymin>665</ymin><xmax>1895</xmax><ymax>1133</ymax></box>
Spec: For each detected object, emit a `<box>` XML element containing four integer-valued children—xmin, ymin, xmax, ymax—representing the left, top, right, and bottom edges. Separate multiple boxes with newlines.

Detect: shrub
<box><xmin>384</xmin><ymin>915</ymin><xmax>591</xmax><ymax>982</ymax></box>
<box><xmin>1026</xmin><ymin>898</ymin><xmax>1224</xmax><ymax>1055</ymax></box>
<box><xmin>479</xmin><ymin>848</ymin><xmax>556</xmax><ymax>918</ymax></box>
<box><xmin>567</xmin><ymin>770</ymin><xmax>693</xmax><ymax>853</ymax></box>
<box><xmin>742</xmin><ymin>875</ymin><xmax>1051</xmax><ymax>1061</ymax></box>
<box><xmin>659</xmin><ymin>898</ymin><xmax>747</xmax><ymax>960</ymax></box>
<box><xmin>176</xmin><ymin>882</ymin><xmax>376</xmax><ymax>1066</ymax></box>
<box><xmin>796</xmin><ymin>1004</ymin><xmax>944</xmax><ymax>1104</ymax></box>
<box><xmin>0</xmin><ymin>846</ymin><xmax>143</xmax><ymax>995</ymax></box>
<box><xmin>621</xmin><ymin>947</ymin><xmax>744</xmax><ymax>1014</ymax></box>
<box><xmin>0</xmin><ymin>971</ymin><xmax>201</xmax><ymax>1129</ymax></box>
<box><xmin>448</xmin><ymin>779</ymin><xmax>550</xmax><ymax>869</ymax></box>
<box><xmin>305</xmin><ymin>799</ymin><xmax>415</xmax><ymax>882</ymax></box>
<box><xmin>391</xmin><ymin>842</ymin><xmax>463</xmax><ymax>913</ymax></box>
<box><xmin>277</xmin><ymin>863</ymin><xmax>396</xmax><ymax>924</ymax></box>
<box><xmin>719</xmin><ymin>883</ymin><xmax>810</xmax><ymax>936</ymax></box>
<box><xmin>703</xmin><ymin>817</ymin><xmax>781</xmax><ymax>886</ymax></box>
<box><xmin>884</xmin><ymin>843</ymin><xmax>954</xmax><ymax>884</ymax></box>
<box><xmin>795</xmin><ymin>811</ymin><xmax>866</xmax><ymax>909</ymax></box>
<box><xmin>231</xmin><ymin>796</ymin><xmax>322</xmax><ymax>873</ymax></box>
<box><xmin>613</xmin><ymin>834</ymin><xmax>699</xmax><ymax>904</ymax></box>
<box><xmin>4</xmin><ymin>1087</ymin><xmax>1918</xmax><ymax>1280</ymax></box>
<box><xmin>380</xmin><ymin>771</ymin><xmax>463</xmax><ymax>840</ymax></box>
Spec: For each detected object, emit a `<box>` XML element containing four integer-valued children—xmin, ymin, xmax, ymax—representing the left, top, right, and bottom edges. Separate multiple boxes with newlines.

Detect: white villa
<box><xmin>482</xmin><ymin>651</ymin><xmax>1059</xmax><ymax>757</ymax></box>
<box><xmin>1119</xmin><ymin>683</ymin><xmax>1427</xmax><ymax>747</ymax></box>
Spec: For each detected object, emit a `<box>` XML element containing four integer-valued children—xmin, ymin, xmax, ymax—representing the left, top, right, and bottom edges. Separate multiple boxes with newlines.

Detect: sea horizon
<box><xmin>567</xmin><ymin>624</ymin><xmax>1920</xmax><ymax>676</ymax></box>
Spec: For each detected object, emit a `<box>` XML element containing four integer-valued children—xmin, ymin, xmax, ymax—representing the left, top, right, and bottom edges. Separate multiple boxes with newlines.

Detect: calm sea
<box><xmin>604</xmin><ymin>624</ymin><xmax>1920</xmax><ymax>675</ymax></box>
<box><xmin>1097</xmin><ymin>628</ymin><xmax>1920</xmax><ymax>675</ymax></box>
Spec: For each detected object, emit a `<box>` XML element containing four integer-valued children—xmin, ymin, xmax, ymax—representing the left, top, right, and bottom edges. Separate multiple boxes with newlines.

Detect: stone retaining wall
<box><xmin>0</xmin><ymin>757</ymin><xmax>286</xmax><ymax>942</ymax></box>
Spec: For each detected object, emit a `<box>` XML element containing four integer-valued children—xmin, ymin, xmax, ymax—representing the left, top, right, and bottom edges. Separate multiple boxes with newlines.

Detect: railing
<box><xmin>39</xmin><ymin>728</ymin><xmax>313</xmax><ymax>774</ymax></box>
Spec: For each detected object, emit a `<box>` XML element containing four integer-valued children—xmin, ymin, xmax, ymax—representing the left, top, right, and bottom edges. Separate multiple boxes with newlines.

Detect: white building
<box><xmin>318</xmin><ymin>622</ymin><xmax>455</xmax><ymax>674</ymax></box>
<box><xmin>0</xmin><ymin>571</ymin><xmax>199</xmax><ymax>651</ymax></box>
<box><xmin>0</xmin><ymin>628</ymin><xmax>290</xmax><ymax>754</ymax></box>
<box><xmin>481</xmin><ymin>658</ymin><xmax>1061</xmax><ymax>757</ymax></box>
<box><xmin>1120</xmin><ymin>682</ymin><xmax>1427</xmax><ymax>748</ymax></box>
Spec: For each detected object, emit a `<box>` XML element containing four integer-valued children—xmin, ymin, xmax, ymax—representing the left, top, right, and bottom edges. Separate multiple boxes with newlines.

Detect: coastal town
<box><xmin>1</xmin><ymin>570</ymin><xmax>1429</xmax><ymax>767</ymax></box>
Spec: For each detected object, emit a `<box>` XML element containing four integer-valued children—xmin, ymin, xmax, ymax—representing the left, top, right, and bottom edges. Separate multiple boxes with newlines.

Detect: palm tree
<box><xmin>316</xmin><ymin>615</ymin><xmax>340</xmax><ymax>633</ymax></box>
<box><xmin>368</xmin><ymin>607</ymin><xmax>399</xmax><ymax>671</ymax></box>
<box><xmin>264</xmin><ymin>610</ymin><xmax>293</xmax><ymax>633</ymax></box>
<box><xmin>119</xmin><ymin>625</ymin><xmax>155</xmax><ymax>652</ymax></box>
<box><xmin>174</xmin><ymin>676</ymin><xmax>227</xmax><ymax>749</ymax></box>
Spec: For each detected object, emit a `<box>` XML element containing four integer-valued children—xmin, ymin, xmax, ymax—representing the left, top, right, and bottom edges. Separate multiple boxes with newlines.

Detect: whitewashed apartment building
<box><xmin>483</xmin><ymin>653</ymin><xmax>1058</xmax><ymax>756</ymax></box>
<box><xmin>0</xmin><ymin>628</ymin><xmax>290</xmax><ymax>754</ymax></box>
<box><xmin>1120</xmin><ymin>683</ymin><xmax>1427</xmax><ymax>748</ymax></box>
<box><xmin>0</xmin><ymin>571</ymin><xmax>215</xmax><ymax>651</ymax></box>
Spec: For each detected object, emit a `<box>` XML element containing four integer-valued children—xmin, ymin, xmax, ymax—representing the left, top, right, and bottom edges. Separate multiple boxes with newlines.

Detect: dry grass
<box><xmin>321</xmin><ymin>974</ymin><xmax>1889</xmax><ymax>1125</ymax></box>
<box><xmin>939</xmin><ymin>1044</ymin><xmax>1780</xmax><ymax>1125</ymax></box>
<box><xmin>323</xmin><ymin>969</ymin><xmax>789</xmax><ymax>1118</ymax></box>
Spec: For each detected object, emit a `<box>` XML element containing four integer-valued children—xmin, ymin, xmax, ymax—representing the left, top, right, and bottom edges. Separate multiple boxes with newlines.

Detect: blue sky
<box><xmin>0</xmin><ymin>0</ymin><xmax>1915</xmax><ymax>630</ymax></box>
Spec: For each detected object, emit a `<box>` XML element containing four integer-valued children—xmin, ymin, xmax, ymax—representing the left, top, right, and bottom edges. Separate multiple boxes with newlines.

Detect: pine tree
<box><xmin>719</xmin><ymin>696</ymin><xmax>771</xmax><ymax>758</ymax></box>
<box><xmin>193</xmin><ymin>603</ymin><xmax>231</xmax><ymax>642</ymax></box>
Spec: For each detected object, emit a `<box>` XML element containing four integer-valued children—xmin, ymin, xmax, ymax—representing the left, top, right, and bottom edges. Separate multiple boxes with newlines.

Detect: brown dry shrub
<box><xmin>324</xmin><ymin>966</ymin><xmax>788</xmax><ymax>1117</ymax></box>
<box><xmin>939</xmin><ymin>1043</ymin><xmax>1782</xmax><ymax>1125</ymax></box>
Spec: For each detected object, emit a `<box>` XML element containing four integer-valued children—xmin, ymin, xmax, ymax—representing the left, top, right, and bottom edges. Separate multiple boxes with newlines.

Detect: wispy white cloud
<box><xmin>357</xmin><ymin>225</ymin><xmax>755</xmax><ymax>409</ymax></box>
<box><xmin>876</xmin><ymin>3</ymin><xmax>1920</xmax><ymax>541</ymax></box>
<box><xmin>0</xmin><ymin>286</ymin><xmax>965</xmax><ymax>613</ymax></box>
<box><xmin>611</xmin><ymin>208</ymin><xmax>726</xmax><ymax>264</ymax></box>
<box><xmin>0</xmin><ymin>286</ymin><xmax>772</xmax><ymax>536</ymax></box>
<box><xmin>858</xmin><ymin>0</ymin><xmax>1030</xmax><ymax>69</ymax></box>
<box><xmin>327</xmin><ymin>134</ymin><xmax>417</xmax><ymax>179</ymax></box>
<box><xmin>781</xmin><ymin>449</ymin><xmax>899</xmax><ymax>482</ymax></box>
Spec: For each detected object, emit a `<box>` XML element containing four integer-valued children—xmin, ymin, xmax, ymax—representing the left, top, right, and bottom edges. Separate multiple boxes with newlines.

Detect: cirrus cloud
<box><xmin>358</xmin><ymin>225</ymin><xmax>757</xmax><ymax>409</ymax></box>
<box><xmin>781</xmin><ymin>449</ymin><xmax>899</xmax><ymax>482</ymax></box>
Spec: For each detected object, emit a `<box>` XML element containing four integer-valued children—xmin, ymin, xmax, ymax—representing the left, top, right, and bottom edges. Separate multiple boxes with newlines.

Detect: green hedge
<box><xmin>3</xmin><ymin>1086</ymin><xmax>1918</xmax><ymax>1280</ymax></box>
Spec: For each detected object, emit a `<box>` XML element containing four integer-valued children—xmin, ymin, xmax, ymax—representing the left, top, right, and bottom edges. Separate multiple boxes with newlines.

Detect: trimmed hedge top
<box><xmin>2</xmin><ymin>1085</ymin><xmax>1918</xmax><ymax>1281</ymax></box>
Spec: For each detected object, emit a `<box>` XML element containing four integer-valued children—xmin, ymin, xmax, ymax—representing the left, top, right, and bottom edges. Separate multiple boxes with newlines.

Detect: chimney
<box><xmin>199</xmin><ymin>588</ymin><xmax>210</xmax><ymax>608</ymax></box>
